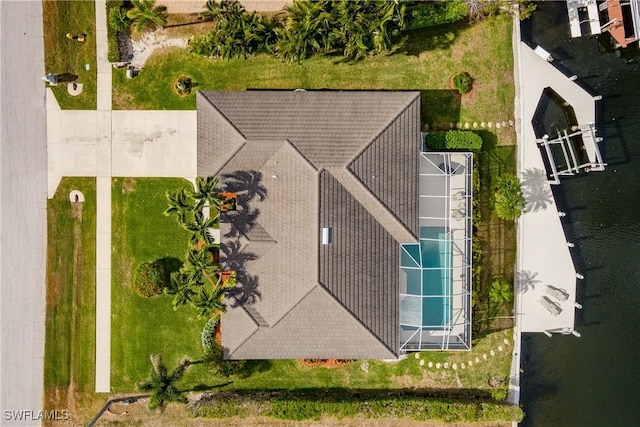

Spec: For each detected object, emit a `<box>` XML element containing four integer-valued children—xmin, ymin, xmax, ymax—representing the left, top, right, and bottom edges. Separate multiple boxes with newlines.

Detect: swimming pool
<box><xmin>400</xmin><ymin>227</ymin><xmax>452</xmax><ymax>329</ymax></box>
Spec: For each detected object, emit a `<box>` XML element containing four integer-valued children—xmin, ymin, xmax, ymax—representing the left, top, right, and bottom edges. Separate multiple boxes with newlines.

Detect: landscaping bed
<box><xmin>112</xmin><ymin>13</ymin><xmax>515</xmax><ymax>146</ymax></box>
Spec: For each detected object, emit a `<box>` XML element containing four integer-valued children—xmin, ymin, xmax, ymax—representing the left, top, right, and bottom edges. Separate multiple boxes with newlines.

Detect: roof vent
<box><xmin>322</xmin><ymin>227</ymin><xmax>332</xmax><ymax>245</ymax></box>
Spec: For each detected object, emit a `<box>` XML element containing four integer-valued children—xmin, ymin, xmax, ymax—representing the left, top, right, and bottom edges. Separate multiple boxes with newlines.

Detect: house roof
<box><xmin>197</xmin><ymin>90</ymin><xmax>421</xmax><ymax>359</ymax></box>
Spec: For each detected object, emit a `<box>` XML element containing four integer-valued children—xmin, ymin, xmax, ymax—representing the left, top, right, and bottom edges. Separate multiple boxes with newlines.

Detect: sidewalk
<box><xmin>46</xmin><ymin>1</ymin><xmax>197</xmax><ymax>393</ymax></box>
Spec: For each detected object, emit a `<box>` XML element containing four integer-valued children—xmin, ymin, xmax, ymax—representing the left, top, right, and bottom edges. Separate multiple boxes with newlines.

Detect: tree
<box><xmin>182</xmin><ymin>210</ymin><xmax>218</xmax><ymax>246</ymax></box>
<box><xmin>127</xmin><ymin>0</ymin><xmax>167</xmax><ymax>33</ymax></box>
<box><xmin>137</xmin><ymin>354</ymin><xmax>189</xmax><ymax>410</ymax></box>
<box><xmin>193</xmin><ymin>176</ymin><xmax>224</xmax><ymax>213</ymax></box>
<box><xmin>494</xmin><ymin>173</ymin><xmax>526</xmax><ymax>221</ymax></box>
<box><xmin>165</xmin><ymin>272</ymin><xmax>197</xmax><ymax>309</ymax></box>
<box><xmin>164</xmin><ymin>188</ymin><xmax>194</xmax><ymax>219</ymax></box>
<box><xmin>108</xmin><ymin>6</ymin><xmax>132</xmax><ymax>32</ymax></box>
<box><xmin>275</xmin><ymin>0</ymin><xmax>334</xmax><ymax>62</ymax></box>
<box><xmin>192</xmin><ymin>285</ymin><xmax>227</xmax><ymax>319</ymax></box>
<box><xmin>489</xmin><ymin>279</ymin><xmax>514</xmax><ymax>307</ymax></box>
<box><xmin>182</xmin><ymin>246</ymin><xmax>219</xmax><ymax>284</ymax></box>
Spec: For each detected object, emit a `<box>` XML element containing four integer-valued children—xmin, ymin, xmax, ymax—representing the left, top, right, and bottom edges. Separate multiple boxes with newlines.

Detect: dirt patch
<box><xmin>129</xmin><ymin>32</ymin><xmax>188</xmax><ymax>68</ymax></box>
<box><xmin>121</xmin><ymin>177</ymin><xmax>137</xmax><ymax>194</ymax></box>
<box><xmin>46</xmin><ymin>270</ymin><xmax>63</xmax><ymax>306</ymax></box>
<box><xmin>70</xmin><ymin>202</ymin><xmax>83</xmax><ymax>220</ymax></box>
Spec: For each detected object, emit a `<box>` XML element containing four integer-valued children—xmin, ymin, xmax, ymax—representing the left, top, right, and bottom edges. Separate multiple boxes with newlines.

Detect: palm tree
<box><xmin>199</xmin><ymin>0</ymin><xmax>222</xmax><ymax>22</ymax></box>
<box><xmin>191</xmin><ymin>286</ymin><xmax>227</xmax><ymax>319</ymax></box>
<box><xmin>489</xmin><ymin>280</ymin><xmax>514</xmax><ymax>307</ymax></box>
<box><xmin>193</xmin><ymin>176</ymin><xmax>224</xmax><ymax>213</ymax></box>
<box><xmin>137</xmin><ymin>354</ymin><xmax>189</xmax><ymax>410</ymax></box>
<box><xmin>164</xmin><ymin>188</ymin><xmax>194</xmax><ymax>218</ymax></box>
<box><xmin>182</xmin><ymin>246</ymin><xmax>219</xmax><ymax>284</ymax></box>
<box><xmin>108</xmin><ymin>6</ymin><xmax>132</xmax><ymax>32</ymax></box>
<box><xmin>494</xmin><ymin>173</ymin><xmax>526</xmax><ymax>221</ymax></box>
<box><xmin>127</xmin><ymin>0</ymin><xmax>167</xmax><ymax>33</ymax></box>
<box><xmin>275</xmin><ymin>0</ymin><xmax>334</xmax><ymax>62</ymax></box>
<box><xmin>182</xmin><ymin>210</ymin><xmax>218</xmax><ymax>246</ymax></box>
<box><xmin>166</xmin><ymin>272</ymin><xmax>197</xmax><ymax>309</ymax></box>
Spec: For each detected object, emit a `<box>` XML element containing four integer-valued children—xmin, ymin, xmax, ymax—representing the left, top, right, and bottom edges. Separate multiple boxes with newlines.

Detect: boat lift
<box><xmin>536</xmin><ymin>123</ymin><xmax>606</xmax><ymax>184</ymax></box>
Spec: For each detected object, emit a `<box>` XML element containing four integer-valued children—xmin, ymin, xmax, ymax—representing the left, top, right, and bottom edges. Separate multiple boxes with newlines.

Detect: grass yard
<box><xmin>43</xmin><ymin>178</ymin><xmax>97</xmax><ymax>412</ymax></box>
<box><xmin>110</xmin><ymin>177</ymin><xmax>213</xmax><ymax>391</ymax></box>
<box><xmin>113</xmin><ymin>14</ymin><xmax>515</xmax><ymax>144</ymax></box>
<box><xmin>43</xmin><ymin>0</ymin><xmax>97</xmax><ymax>110</ymax></box>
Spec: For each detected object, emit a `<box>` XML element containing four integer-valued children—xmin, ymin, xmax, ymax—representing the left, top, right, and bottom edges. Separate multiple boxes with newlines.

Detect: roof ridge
<box><xmin>346</xmin><ymin>91</ymin><xmax>420</xmax><ymax>167</ymax></box>
<box><xmin>198</xmin><ymin>92</ymin><xmax>248</xmax><ymax>141</ymax></box>
<box><xmin>315</xmin><ymin>283</ymin><xmax>397</xmax><ymax>358</ymax></box>
<box><xmin>282</xmin><ymin>139</ymin><xmax>318</xmax><ymax>173</ymax></box>
<box><xmin>327</xmin><ymin>167</ymin><xmax>416</xmax><ymax>243</ymax></box>
<box><xmin>266</xmin><ymin>284</ymin><xmax>320</xmax><ymax>329</ymax></box>
<box><xmin>225</xmin><ymin>297</ymin><xmax>260</xmax><ymax>356</ymax></box>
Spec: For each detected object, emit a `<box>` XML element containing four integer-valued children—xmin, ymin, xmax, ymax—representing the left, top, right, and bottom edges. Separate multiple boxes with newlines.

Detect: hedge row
<box><xmin>106</xmin><ymin>0</ymin><xmax>123</xmax><ymax>62</ymax></box>
<box><xmin>425</xmin><ymin>130</ymin><xmax>483</xmax><ymax>152</ymax></box>
<box><xmin>189</xmin><ymin>391</ymin><xmax>524</xmax><ymax>423</ymax></box>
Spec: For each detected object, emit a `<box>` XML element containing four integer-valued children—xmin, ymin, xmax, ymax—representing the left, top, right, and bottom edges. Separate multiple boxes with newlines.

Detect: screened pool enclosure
<box><xmin>400</xmin><ymin>152</ymin><xmax>473</xmax><ymax>351</ymax></box>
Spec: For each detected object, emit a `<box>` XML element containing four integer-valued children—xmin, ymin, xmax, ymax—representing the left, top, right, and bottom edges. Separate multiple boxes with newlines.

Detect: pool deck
<box><xmin>516</xmin><ymin>42</ymin><xmax>590</xmax><ymax>334</ymax></box>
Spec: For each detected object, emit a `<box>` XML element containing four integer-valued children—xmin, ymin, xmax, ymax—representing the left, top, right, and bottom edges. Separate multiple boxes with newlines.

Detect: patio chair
<box><xmin>540</xmin><ymin>296</ymin><xmax>562</xmax><ymax>316</ymax></box>
<box><xmin>545</xmin><ymin>285</ymin><xmax>569</xmax><ymax>301</ymax></box>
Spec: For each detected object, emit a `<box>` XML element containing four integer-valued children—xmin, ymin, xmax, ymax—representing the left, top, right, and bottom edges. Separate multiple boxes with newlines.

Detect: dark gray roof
<box><xmin>197</xmin><ymin>90</ymin><xmax>421</xmax><ymax>359</ymax></box>
<box><xmin>319</xmin><ymin>171</ymin><xmax>400</xmax><ymax>355</ymax></box>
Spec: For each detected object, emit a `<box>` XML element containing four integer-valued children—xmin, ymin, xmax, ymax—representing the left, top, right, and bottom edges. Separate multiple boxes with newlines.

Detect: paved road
<box><xmin>0</xmin><ymin>1</ymin><xmax>47</xmax><ymax>426</ymax></box>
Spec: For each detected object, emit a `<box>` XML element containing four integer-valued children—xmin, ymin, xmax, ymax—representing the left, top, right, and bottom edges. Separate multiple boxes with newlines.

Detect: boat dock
<box><xmin>515</xmin><ymin>43</ymin><xmax>598</xmax><ymax>334</ymax></box>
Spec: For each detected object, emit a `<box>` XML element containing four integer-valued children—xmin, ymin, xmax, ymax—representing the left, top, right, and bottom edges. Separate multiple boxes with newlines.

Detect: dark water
<box><xmin>519</xmin><ymin>2</ymin><xmax>640</xmax><ymax>426</ymax></box>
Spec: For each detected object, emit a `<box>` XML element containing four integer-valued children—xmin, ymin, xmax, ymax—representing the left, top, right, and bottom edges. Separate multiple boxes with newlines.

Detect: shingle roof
<box><xmin>197</xmin><ymin>90</ymin><xmax>421</xmax><ymax>359</ymax></box>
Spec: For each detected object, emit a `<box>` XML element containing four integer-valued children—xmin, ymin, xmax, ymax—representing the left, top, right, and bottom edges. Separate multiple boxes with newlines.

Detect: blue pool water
<box><xmin>400</xmin><ymin>227</ymin><xmax>452</xmax><ymax>328</ymax></box>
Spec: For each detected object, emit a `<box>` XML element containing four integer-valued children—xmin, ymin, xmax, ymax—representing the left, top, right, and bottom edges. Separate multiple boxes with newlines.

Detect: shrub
<box><xmin>406</xmin><ymin>0</ymin><xmax>468</xmax><ymax>30</ymax></box>
<box><xmin>494</xmin><ymin>173</ymin><xmax>526</xmax><ymax>220</ymax></box>
<box><xmin>190</xmin><ymin>390</ymin><xmax>524</xmax><ymax>422</ymax></box>
<box><xmin>452</xmin><ymin>71</ymin><xmax>474</xmax><ymax>94</ymax></box>
<box><xmin>132</xmin><ymin>260</ymin><xmax>167</xmax><ymax>297</ymax></box>
<box><xmin>425</xmin><ymin>130</ymin><xmax>483</xmax><ymax>152</ymax></box>
<box><xmin>201</xmin><ymin>321</ymin><xmax>244</xmax><ymax>377</ymax></box>
<box><xmin>106</xmin><ymin>0</ymin><xmax>124</xmax><ymax>62</ymax></box>
<box><xmin>201</xmin><ymin>317</ymin><xmax>219</xmax><ymax>352</ymax></box>
<box><xmin>108</xmin><ymin>6</ymin><xmax>132</xmax><ymax>33</ymax></box>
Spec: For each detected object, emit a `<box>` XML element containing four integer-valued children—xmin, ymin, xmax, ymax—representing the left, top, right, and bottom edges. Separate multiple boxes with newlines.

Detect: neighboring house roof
<box><xmin>197</xmin><ymin>90</ymin><xmax>421</xmax><ymax>359</ymax></box>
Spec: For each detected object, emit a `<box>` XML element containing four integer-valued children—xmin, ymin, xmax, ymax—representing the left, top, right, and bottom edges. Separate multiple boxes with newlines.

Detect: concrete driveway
<box><xmin>47</xmin><ymin>95</ymin><xmax>197</xmax><ymax>196</ymax></box>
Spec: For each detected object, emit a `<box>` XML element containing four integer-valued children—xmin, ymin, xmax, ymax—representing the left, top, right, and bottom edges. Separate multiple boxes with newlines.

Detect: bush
<box><xmin>494</xmin><ymin>173</ymin><xmax>526</xmax><ymax>220</ymax></box>
<box><xmin>406</xmin><ymin>0</ymin><xmax>468</xmax><ymax>30</ymax></box>
<box><xmin>132</xmin><ymin>260</ymin><xmax>167</xmax><ymax>297</ymax></box>
<box><xmin>106</xmin><ymin>1</ymin><xmax>124</xmax><ymax>62</ymax></box>
<box><xmin>452</xmin><ymin>71</ymin><xmax>474</xmax><ymax>94</ymax></box>
<box><xmin>190</xmin><ymin>390</ymin><xmax>524</xmax><ymax>422</ymax></box>
<box><xmin>202</xmin><ymin>329</ymin><xmax>245</xmax><ymax>376</ymax></box>
<box><xmin>425</xmin><ymin>130</ymin><xmax>483</xmax><ymax>152</ymax></box>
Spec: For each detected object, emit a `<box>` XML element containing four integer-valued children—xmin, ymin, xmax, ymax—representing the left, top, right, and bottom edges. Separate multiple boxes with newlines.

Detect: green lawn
<box><xmin>110</xmin><ymin>177</ymin><xmax>209</xmax><ymax>391</ymax></box>
<box><xmin>113</xmin><ymin>14</ymin><xmax>515</xmax><ymax>143</ymax></box>
<box><xmin>110</xmin><ymin>178</ymin><xmax>512</xmax><ymax>398</ymax></box>
<box><xmin>43</xmin><ymin>0</ymin><xmax>97</xmax><ymax>109</ymax></box>
<box><xmin>43</xmin><ymin>178</ymin><xmax>96</xmax><ymax>406</ymax></box>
